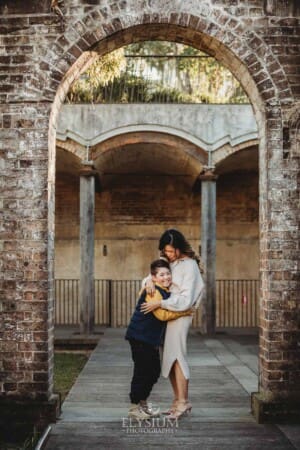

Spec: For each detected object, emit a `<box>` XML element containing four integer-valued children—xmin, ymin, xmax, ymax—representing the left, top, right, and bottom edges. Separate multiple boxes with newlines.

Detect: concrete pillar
<box><xmin>199</xmin><ymin>168</ymin><xmax>218</xmax><ymax>335</ymax></box>
<box><xmin>79</xmin><ymin>162</ymin><xmax>97</xmax><ymax>334</ymax></box>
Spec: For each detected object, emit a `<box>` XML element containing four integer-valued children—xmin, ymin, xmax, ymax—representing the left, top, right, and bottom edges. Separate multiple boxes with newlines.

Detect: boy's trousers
<box><xmin>129</xmin><ymin>339</ymin><xmax>161</xmax><ymax>404</ymax></box>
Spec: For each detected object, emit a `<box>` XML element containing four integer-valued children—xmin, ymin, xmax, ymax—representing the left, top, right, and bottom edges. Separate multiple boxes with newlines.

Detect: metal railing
<box><xmin>54</xmin><ymin>279</ymin><xmax>259</xmax><ymax>328</ymax></box>
<box><xmin>55</xmin><ymin>279</ymin><xmax>80</xmax><ymax>325</ymax></box>
<box><xmin>216</xmin><ymin>279</ymin><xmax>259</xmax><ymax>328</ymax></box>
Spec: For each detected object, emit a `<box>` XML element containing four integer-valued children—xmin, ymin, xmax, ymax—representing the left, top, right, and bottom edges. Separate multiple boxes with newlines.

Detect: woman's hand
<box><xmin>145</xmin><ymin>279</ymin><xmax>156</xmax><ymax>296</ymax></box>
<box><xmin>140</xmin><ymin>300</ymin><xmax>161</xmax><ymax>314</ymax></box>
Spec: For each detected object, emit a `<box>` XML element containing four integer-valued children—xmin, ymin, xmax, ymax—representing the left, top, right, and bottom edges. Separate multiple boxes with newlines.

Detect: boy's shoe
<box><xmin>128</xmin><ymin>403</ymin><xmax>151</xmax><ymax>420</ymax></box>
<box><xmin>140</xmin><ymin>401</ymin><xmax>160</xmax><ymax>417</ymax></box>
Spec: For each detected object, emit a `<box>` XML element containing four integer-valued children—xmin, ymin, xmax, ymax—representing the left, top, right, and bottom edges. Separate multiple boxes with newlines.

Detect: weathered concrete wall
<box><xmin>0</xmin><ymin>0</ymin><xmax>299</xmax><ymax>424</ymax></box>
<box><xmin>55</xmin><ymin>171</ymin><xmax>259</xmax><ymax>280</ymax></box>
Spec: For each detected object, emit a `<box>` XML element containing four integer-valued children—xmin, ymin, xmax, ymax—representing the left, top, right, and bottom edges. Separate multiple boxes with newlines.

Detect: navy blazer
<box><xmin>125</xmin><ymin>285</ymin><xmax>171</xmax><ymax>346</ymax></box>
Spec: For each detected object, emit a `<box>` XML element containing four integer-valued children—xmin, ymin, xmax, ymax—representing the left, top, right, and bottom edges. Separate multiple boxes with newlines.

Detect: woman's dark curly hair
<box><xmin>158</xmin><ymin>229</ymin><xmax>204</xmax><ymax>272</ymax></box>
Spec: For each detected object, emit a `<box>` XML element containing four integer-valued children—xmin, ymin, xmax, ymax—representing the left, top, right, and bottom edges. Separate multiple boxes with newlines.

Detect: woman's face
<box><xmin>163</xmin><ymin>245</ymin><xmax>181</xmax><ymax>262</ymax></box>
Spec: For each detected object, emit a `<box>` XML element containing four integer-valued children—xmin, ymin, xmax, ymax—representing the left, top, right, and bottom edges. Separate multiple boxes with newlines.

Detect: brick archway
<box><xmin>47</xmin><ymin>13</ymin><xmax>298</xmax><ymax>422</ymax></box>
<box><xmin>49</xmin><ymin>15</ymin><xmax>293</xmax><ymax>419</ymax></box>
<box><xmin>1</xmin><ymin>2</ymin><xmax>299</xmax><ymax>429</ymax></box>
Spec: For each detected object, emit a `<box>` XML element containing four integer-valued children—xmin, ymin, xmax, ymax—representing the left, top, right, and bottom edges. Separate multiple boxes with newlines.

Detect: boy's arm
<box><xmin>145</xmin><ymin>291</ymin><xmax>192</xmax><ymax>321</ymax></box>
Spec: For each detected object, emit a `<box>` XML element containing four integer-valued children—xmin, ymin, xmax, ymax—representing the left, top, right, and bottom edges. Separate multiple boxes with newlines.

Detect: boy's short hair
<box><xmin>150</xmin><ymin>258</ymin><xmax>170</xmax><ymax>275</ymax></box>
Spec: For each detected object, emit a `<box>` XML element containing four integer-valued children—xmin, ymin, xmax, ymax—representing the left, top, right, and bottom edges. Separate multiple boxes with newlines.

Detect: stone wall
<box><xmin>0</xmin><ymin>0</ymin><xmax>299</xmax><ymax>424</ymax></box>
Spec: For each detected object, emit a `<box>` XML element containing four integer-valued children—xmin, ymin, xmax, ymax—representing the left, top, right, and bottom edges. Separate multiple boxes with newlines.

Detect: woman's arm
<box><xmin>161</xmin><ymin>263</ymin><xmax>204</xmax><ymax>312</ymax></box>
<box><xmin>154</xmin><ymin>307</ymin><xmax>193</xmax><ymax>321</ymax></box>
<box><xmin>146</xmin><ymin>292</ymin><xmax>192</xmax><ymax>321</ymax></box>
<box><xmin>141</xmin><ymin>275</ymin><xmax>156</xmax><ymax>296</ymax></box>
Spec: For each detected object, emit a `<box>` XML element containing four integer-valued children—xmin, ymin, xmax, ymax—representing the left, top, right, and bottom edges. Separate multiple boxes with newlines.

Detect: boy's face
<box><xmin>152</xmin><ymin>267</ymin><xmax>172</xmax><ymax>288</ymax></box>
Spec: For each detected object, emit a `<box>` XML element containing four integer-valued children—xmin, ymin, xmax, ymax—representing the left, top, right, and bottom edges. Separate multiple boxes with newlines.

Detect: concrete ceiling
<box><xmin>56</xmin><ymin>147</ymin><xmax>82</xmax><ymax>178</ymax></box>
<box><xmin>94</xmin><ymin>142</ymin><xmax>203</xmax><ymax>188</ymax></box>
<box><xmin>56</xmin><ymin>132</ymin><xmax>207</xmax><ymax>188</ymax></box>
<box><xmin>215</xmin><ymin>146</ymin><xmax>258</xmax><ymax>175</ymax></box>
<box><xmin>95</xmin><ymin>140</ymin><xmax>201</xmax><ymax>168</ymax></box>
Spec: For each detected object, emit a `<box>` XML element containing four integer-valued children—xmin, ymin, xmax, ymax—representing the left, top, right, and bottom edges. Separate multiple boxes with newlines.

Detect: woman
<box><xmin>141</xmin><ymin>229</ymin><xmax>204</xmax><ymax>419</ymax></box>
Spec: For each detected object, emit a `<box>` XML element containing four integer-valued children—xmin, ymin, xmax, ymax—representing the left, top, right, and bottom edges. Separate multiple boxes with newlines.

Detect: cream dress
<box><xmin>160</xmin><ymin>258</ymin><xmax>204</xmax><ymax>379</ymax></box>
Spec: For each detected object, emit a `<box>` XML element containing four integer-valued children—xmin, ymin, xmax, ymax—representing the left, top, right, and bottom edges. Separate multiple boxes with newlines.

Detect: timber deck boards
<box><xmin>45</xmin><ymin>328</ymin><xmax>299</xmax><ymax>449</ymax></box>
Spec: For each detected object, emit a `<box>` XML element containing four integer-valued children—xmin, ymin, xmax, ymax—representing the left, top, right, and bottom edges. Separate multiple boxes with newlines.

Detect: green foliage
<box><xmin>0</xmin><ymin>427</ymin><xmax>40</xmax><ymax>450</ymax></box>
<box><xmin>125</xmin><ymin>41</ymin><xmax>204</xmax><ymax>56</ymax></box>
<box><xmin>148</xmin><ymin>86</ymin><xmax>195</xmax><ymax>103</ymax></box>
<box><xmin>79</xmin><ymin>72</ymin><xmax>199</xmax><ymax>103</ymax></box>
<box><xmin>54</xmin><ymin>352</ymin><xmax>88</xmax><ymax>401</ymax></box>
<box><xmin>66</xmin><ymin>41</ymin><xmax>249</xmax><ymax>104</ymax></box>
<box><xmin>93</xmin><ymin>73</ymin><xmax>152</xmax><ymax>103</ymax></box>
<box><xmin>66</xmin><ymin>49</ymin><xmax>125</xmax><ymax>103</ymax></box>
<box><xmin>0</xmin><ymin>353</ymin><xmax>89</xmax><ymax>450</ymax></box>
<box><xmin>20</xmin><ymin>428</ymin><xmax>40</xmax><ymax>450</ymax></box>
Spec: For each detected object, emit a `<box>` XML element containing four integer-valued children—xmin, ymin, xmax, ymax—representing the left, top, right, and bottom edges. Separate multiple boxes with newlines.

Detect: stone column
<box><xmin>79</xmin><ymin>162</ymin><xmax>97</xmax><ymax>334</ymax></box>
<box><xmin>199</xmin><ymin>168</ymin><xmax>218</xmax><ymax>335</ymax></box>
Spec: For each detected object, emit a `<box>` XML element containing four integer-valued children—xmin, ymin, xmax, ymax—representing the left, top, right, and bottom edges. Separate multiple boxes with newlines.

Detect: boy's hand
<box><xmin>140</xmin><ymin>300</ymin><xmax>161</xmax><ymax>314</ymax></box>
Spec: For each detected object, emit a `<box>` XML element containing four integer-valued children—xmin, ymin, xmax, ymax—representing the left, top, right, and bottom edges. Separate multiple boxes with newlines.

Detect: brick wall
<box><xmin>0</xmin><ymin>102</ymin><xmax>52</xmax><ymax>402</ymax></box>
<box><xmin>0</xmin><ymin>0</ymin><xmax>299</xmax><ymax>422</ymax></box>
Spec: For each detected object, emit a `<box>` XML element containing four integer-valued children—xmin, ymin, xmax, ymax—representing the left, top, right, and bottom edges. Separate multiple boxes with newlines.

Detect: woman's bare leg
<box><xmin>169</xmin><ymin>364</ymin><xmax>179</xmax><ymax>402</ymax></box>
<box><xmin>173</xmin><ymin>360</ymin><xmax>188</xmax><ymax>402</ymax></box>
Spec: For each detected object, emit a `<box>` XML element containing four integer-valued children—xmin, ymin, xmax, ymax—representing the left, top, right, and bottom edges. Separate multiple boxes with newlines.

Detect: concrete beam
<box><xmin>57</xmin><ymin>104</ymin><xmax>258</xmax><ymax>153</ymax></box>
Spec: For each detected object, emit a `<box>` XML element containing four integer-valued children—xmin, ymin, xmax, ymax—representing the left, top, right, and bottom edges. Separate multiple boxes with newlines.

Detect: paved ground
<box><xmin>46</xmin><ymin>328</ymin><xmax>300</xmax><ymax>449</ymax></box>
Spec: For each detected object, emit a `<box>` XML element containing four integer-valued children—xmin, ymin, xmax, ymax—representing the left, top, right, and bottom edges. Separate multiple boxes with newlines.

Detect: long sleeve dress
<box><xmin>160</xmin><ymin>257</ymin><xmax>204</xmax><ymax>379</ymax></box>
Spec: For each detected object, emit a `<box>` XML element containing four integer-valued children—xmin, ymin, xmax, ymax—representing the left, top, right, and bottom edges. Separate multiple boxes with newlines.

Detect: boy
<box><xmin>125</xmin><ymin>259</ymin><xmax>192</xmax><ymax>420</ymax></box>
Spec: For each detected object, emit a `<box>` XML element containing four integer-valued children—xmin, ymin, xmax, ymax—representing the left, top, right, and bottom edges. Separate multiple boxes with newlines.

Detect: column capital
<box><xmin>198</xmin><ymin>166</ymin><xmax>218</xmax><ymax>182</ymax></box>
<box><xmin>79</xmin><ymin>161</ymin><xmax>98</xmax><ymax>177</ymax></box>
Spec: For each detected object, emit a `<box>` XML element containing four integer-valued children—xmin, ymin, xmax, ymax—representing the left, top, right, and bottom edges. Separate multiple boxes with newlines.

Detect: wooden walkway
<box><xmin>45</xmin><ymin>329</ymin><xmax>300</xmax><ymax>449</ymax></box>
